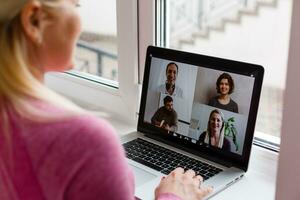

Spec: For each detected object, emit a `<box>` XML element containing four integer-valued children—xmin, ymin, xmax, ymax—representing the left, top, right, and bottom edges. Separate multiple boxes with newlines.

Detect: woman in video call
<box><xmin>208</xmin><ymin>73</ymin><xmax>239</xmax><ymax>113</ymax></box>
<box><xmin>0</xmin><ymin>0</ymin><xmax>212</xmax><ymax>199</ymax></box>
<box><xmin>197</xmin><ymin>110</ymin><xmax>231</xmax><ymax>151</ymax></box>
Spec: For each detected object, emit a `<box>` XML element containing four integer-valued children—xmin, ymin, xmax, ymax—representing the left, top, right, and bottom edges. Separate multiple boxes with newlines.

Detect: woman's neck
<box><xmin>210</xmin><ymin>134</ymin><xmax>219</xmax><ymax>146</ymax></box>
<box><xmin>218</xmin><ymin>94</ymin><xmax>230</xmax><ymax>105</ymax></box>
<box><xmin>218</xmin><ymin>94</ymin><xmax>229</xmax><ymax>100</ymax></box>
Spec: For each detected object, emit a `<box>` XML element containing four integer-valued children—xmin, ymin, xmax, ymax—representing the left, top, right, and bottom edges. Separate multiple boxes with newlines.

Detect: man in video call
<box><xmin>151</xmin><ymin>96</ymin><xmax>178</xmax><ymax>132</ymax></box>
<box><xmin>157</xmin><ymin>62</ymin><xmax>183</xmax><ymax>98</ymax></box>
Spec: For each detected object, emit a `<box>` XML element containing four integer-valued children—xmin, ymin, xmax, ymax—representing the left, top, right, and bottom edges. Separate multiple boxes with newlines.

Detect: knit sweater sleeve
<box><xmin>24</xmin><ymin>114</ymin><xmax>135</xmax><ymax>200</ymax></box>
<box><xmin>61</xmin><ymin>116</ymin><xmax>135</xmax><ymax>200</ymax></box>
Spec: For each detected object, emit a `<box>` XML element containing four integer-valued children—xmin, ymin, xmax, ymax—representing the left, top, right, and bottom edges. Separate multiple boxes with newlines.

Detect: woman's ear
<box><xmin>20</xmin><ymin>0</ymin><xmax>43</xmax><ymax>45</ymax></box>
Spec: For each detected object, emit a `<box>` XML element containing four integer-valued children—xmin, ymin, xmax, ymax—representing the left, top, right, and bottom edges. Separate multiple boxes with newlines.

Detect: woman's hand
<box><xmin>155</xmin><ymin>168</ymin><xmax>213</xmax><ymax>200</ymax></box>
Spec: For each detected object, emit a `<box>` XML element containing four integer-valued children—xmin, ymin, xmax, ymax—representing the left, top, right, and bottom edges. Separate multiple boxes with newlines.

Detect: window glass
<box><xmin>73</xmin><ymin>0</ymin><xmax>118</xmax><ymax>82</ymax></box>
<box><xmin>157</xmin><ymin>0</ymin><xmax>293</xmax><ymax>146</ymax></box>
<box><xmin>46</xmin><ymin>0</ymin><xmax>139</xmax><ymax>120</ymax></box>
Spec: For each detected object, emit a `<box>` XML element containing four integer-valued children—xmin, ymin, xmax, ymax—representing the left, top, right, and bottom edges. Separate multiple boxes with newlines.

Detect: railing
<box><xmin>76</xmin><ymin>40</ymin><xmax>117</xmax><ymax>77</ymax></box>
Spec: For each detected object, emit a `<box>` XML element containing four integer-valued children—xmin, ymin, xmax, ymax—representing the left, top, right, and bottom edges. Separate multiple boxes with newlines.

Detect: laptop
<box><xmin>121</xmin><ymin>46</ymin><xmax>264</xmax><ymax>199</ymax></box>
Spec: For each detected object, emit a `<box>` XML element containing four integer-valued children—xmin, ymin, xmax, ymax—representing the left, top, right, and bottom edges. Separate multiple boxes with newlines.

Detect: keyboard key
<box><xmin>132</xmin><ymin>157</ymin><xmax>163</xmax><ymax>171</ymax></box>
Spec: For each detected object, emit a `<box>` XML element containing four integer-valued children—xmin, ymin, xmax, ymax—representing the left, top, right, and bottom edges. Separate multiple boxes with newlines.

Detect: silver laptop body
<box><xmin>121</xmin><ymin>46</ymin><xmax>264</xmax><ymax>200</ymax></box>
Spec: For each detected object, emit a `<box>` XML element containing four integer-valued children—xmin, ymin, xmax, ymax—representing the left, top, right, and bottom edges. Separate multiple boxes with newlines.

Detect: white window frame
<box><xmin>45</xmin><ymin>0</ymin><xmax>140</xmax><ymax>122</ymax></box>
<box><xmin>138</xmin><ymin>1</ymin><xmax>156</xmax><ymax>83</ymax></box>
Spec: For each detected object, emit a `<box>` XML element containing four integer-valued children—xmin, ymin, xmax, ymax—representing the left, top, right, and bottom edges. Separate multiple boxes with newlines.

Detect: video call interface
<box><xmin>144</xmin><ymin>56</ymin><xmax>255</xmax><ymax>155</ymax></box>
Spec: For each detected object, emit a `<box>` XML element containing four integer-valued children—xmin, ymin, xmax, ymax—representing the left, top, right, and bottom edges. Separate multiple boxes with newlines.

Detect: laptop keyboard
<box><xmin>123</xmin><ymin>138</ymin><xmax>223</xmax><ymax>180</ymax></box>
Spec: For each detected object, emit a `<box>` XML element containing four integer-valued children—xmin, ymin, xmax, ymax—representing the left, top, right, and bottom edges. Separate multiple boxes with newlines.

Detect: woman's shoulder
<box><xmin>229</xmin><ymin>98</ymin><xmax>238</xmax><ymax>106</ymax></box>
<box><xmin>24</xmin><ymin>109</ymin><xmax>114</xmax><ymax>135</ymax></box>
<box><xmin>12</xmin><ymin>99</ymin><xmax>115</xmax><ymax>141</ymax></box>
<box><xmin>198</xmin><ymin>131</ymin><xmax>206</xmax><ymax>141</ymax></box>
<box><xmin>6</xmin><ymin>100</ymin><xmax>121</xmax><ymax>162</ymax></box>
<box><xmin>229</xmin><ymin>98</ymin><xmax>239</xmax><ymax>113</ymax></box>
<box><xmin>7</xmin><ymin>100</ymin><xmax>119</xmax><ymax>150</ymax></box>
<box><xmin>65</xmin><ymin>114</ymin><xmax>115</xmax><ymax>134</ymax></box>
<box><xmin>25</xmin><ymin>113</ymin><xmax>121</xmax><ymax>158</ymax></box>
<box><xmin>39</xmin><ymin>114</ymin><xmax>118</xmax><ymax>148</ymax></box>
<box><xmin>196</xmin><ymin>131</ymin><xmax>207</xmax><ymax>145</ymax></box>
<box><xmin>23</xmin><ymin>100</ymin><xmax>117</xmax><ymax>141</ymax></box>
<box><xmin>223</xmin><ymin>137</ymin><xmax>231</xmax><ymax>151</ymax></box>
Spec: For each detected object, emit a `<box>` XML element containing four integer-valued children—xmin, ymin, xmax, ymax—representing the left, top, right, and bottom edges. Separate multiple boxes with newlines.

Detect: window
<box><xmin>44</xmin><ymin>0</ymin><xmax>293</xmax><ymax>140</ymax></box>
<box><xmin>73</xmin><ymin>0</ymin><xmax>118</xmax><ymax>82</ymax></box>
<box><xmin>154</xmin><ymin>0</ymin><xmax>293</xmax><ymax>149</ymax></box>
<box><xmin>45</xmin><ymin>0</ymin><xmax>139</xmax><ymax>121</ymax></box>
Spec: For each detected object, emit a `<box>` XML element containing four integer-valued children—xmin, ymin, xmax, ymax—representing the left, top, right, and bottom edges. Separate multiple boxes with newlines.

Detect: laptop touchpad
<box><xmin>130</xmin><ymin>164</ymin><xmax>157</xmax><ymax>186</ymax></box>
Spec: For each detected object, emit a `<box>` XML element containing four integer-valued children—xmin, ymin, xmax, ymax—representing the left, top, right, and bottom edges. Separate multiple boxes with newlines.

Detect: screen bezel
<box><xmin>137</xmin><ymin>46</ymin><xmax>264</xmax><ymax>171</ymax></box>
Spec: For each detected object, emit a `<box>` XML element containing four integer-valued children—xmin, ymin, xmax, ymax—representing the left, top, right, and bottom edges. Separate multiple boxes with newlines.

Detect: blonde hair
<box><xmin>0</xmin><ymin>0</ymin><xmax>83</xmax><ymax>129</ymax></box>
<box><xmin>0</xmin><ymin>2</ymin><xmax>86</xmax><ymax>196</ymax></box>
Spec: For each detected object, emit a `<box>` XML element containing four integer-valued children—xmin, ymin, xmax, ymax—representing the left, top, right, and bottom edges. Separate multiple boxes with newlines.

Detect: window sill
<box><xmin>211</xmin><ymin>145</ymin><xmax>278</xmax><ymax>199</ymax></box>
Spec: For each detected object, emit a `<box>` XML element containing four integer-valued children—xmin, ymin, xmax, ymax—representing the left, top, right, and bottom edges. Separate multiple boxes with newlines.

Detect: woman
<box><xmin>197</xmin><ymin>110</ymin><xmax>231</xmax><ymax>151</ymax></box>
<box><xmin>0</xmin><ymin>0</ymin><xmax>211</xmax><ymax>200</ymax></box>
<box><xmin>208</xmin><ymin>73</ymin><xmax>239</xmax><ymax>113</ymax></box>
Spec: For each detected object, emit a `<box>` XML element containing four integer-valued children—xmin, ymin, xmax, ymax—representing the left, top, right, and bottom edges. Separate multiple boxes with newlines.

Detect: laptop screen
<box><xmin>138</xmin><ymin>46</ymin><xmax>264</xmax><ymax>170</ymax></box>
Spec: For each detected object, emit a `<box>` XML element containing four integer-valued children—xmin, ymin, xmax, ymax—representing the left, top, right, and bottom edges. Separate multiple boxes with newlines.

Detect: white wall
<box><xmin>181</xmin><ymin>0</ymin><xmax>293</xmax><ymax>89</ymax></box>
<box><xmin>276</xmin><ymin>1</ymin><xmax>300</xmax><ymax>199</ymax></box>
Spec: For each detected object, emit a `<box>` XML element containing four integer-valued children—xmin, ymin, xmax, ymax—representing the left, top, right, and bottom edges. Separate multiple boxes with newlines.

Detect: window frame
<box><xmin>138</xmin><ymin>1</ymin><xmax>156</xmax><ymax>84</ymax></box>
<box><xmin>45</xmin><ymin>0</ymin><xmax>140</xmax><ymax>122</ymax></box>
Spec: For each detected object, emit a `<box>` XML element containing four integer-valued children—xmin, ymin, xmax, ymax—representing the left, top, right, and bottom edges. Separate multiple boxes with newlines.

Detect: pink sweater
<box><xmin>0</xmin><ymin>104</ymin><xmax>181</xmax><ymax>200</ymax></box>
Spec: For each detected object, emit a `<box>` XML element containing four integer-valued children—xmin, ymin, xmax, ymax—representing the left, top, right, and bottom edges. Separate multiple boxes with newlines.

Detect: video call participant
<box><xmin>208</xmin><ymin>73</ymin><xmax>239</xmax><ymax>113</ymax></box>
<box><xmin>197</xmin><ymin>109</ymin><xmax>231</xmax><ymax>151</ymax></box>
<box><xmin>157</xmin><ymin>62</ymin><xmax>184</xmax><ymax>98</ymax></box>
<box><xmin>151</xmin><ymin>96</ymin><xmax>178</xmax><ymax>132</ymax></box>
